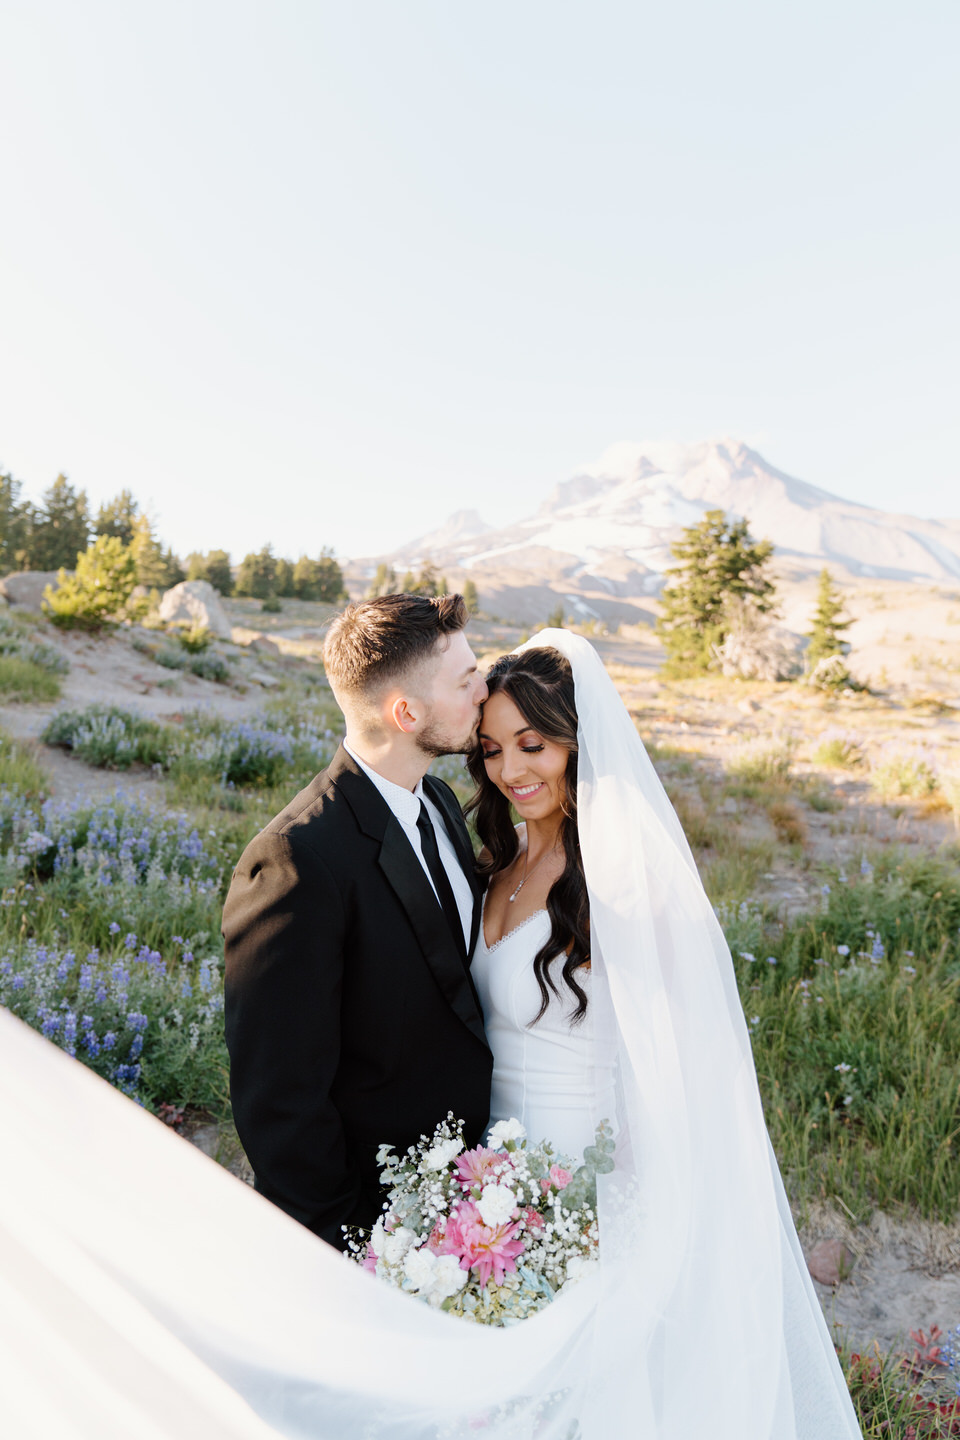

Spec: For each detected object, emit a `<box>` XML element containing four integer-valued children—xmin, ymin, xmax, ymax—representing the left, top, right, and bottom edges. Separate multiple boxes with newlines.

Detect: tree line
<box><xmin>0</xmin><ymin>472</ymin><xmax>346</xmax><ymax>603</ymax></box>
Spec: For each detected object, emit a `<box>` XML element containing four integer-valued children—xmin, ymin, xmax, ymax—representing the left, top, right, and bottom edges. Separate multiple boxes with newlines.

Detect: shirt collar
<box><xmin>344</xmin><ymin>742</ymin><xmax>424</xmax><ymax>827</ymax></box>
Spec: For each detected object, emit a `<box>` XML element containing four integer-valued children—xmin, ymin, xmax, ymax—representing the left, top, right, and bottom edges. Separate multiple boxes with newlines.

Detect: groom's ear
<box><xmin>389</xmin><ymin>694</ymin><xmax>419</xmax><ymax>735</ymax></box>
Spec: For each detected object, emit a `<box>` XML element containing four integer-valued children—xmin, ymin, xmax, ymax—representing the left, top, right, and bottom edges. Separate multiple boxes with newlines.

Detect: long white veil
<box><xmin>0</xmin><ymin>629</ymin><xmax>861</xmax><ymax>1438</ymax></box>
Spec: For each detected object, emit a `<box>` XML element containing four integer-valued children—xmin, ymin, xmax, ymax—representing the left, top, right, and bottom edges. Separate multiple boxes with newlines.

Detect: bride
<box><xmin>0</xmin><ymin>630</ymin><xmax>861</xmax><ymax>1439</ymax></box>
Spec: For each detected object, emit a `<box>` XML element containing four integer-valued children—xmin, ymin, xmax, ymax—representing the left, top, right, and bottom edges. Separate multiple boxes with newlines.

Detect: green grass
<box><xmin>724</xmin><ymin>851</ymin><xmax>960</xmax><ymax>1220</ymax></box>
<box><xmin>0</xmin><ymin>654</ymin><xmax>63</xmax><ymax>702</ymax></box>
<box><xmin>0</xmin><ymin>730</ymin><xmax>49</xmax><ymax>796</ymax></box>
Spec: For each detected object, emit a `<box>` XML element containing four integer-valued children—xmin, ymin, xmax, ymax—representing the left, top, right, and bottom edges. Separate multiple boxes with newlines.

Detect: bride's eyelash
<box><xmin>522</xmin><ymin>744</ymin><xmax>544</xmax><ymax>753</ymax></box>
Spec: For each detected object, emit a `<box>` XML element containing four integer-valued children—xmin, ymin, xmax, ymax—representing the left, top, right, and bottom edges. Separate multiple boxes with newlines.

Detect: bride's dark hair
<box><xmin>466</xmin><ymin>646</ymin><xmax>590</xmax><ymax>1024</ymax></box>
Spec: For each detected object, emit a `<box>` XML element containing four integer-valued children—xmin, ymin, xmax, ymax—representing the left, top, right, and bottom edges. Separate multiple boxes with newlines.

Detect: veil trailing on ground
<box><xmin>0</xmin><ymin>630</ymin><xmax>860</xmax><ymax>1439</ymax></box>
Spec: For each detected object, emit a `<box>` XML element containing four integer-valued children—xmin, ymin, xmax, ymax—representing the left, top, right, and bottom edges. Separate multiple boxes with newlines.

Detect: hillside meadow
<box><xmin>2</xmin><ymin>590</ymin><xmax>959</xmax><ymax>1434</ymax></box>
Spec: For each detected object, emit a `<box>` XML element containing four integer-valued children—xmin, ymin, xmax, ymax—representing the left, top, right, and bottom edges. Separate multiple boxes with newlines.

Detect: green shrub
<box><xmin>814</xmin><ymin>732</ymin><xmax>864</xmax><ymax>769</ymax></box>
<box><xmin>43</xmin><ymin>535</ymin><xmax>137</xmax><ymax>631</ymax></box>
<box><xmin>261</xmin><ymin>595</ymin><xmax>282</xmax><ymax>613</ymax></box>
<box><xmin>176</xmin><ymin>623</ymin><xmax>212</xmax><ymax>654</ymax></box>
<box><xmin>727</xmin><ymin>735</ymin><xmax>796</xmax><ymax>785</ymax></box>
<box><xmin>155</xmin><ymin>646</ymin><xmax>187</xmax><ymax>671</ymax></box>
<box><xmin>0</xmin><ymin>655</ymin><xmax>62</xmax><ymax>702</ymax></box>
<box><xmin>187</xmin><ymin>651</ymin><xmax>229</xmax><ymax>683</ymax></box>
<box><xmin>870</xmin><ymin>745</ymin><xmax>939</xmax><ymax>799</ymax></box>
<box><xmin>42</xmin><ymin>705</ymin><xmax>173</xmax><ymax>769</ymax></box>
<box><xmin>0</xmin><ymin>609</ymin><xmax>69</xmax><ymax>675</ymax></box>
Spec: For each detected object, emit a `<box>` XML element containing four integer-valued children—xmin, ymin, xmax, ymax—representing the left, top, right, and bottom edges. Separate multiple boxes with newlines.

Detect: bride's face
<box><xmin>478</xmin><ymin>690</ymin><xmax>570</xmax><ymax>823</ymax></box>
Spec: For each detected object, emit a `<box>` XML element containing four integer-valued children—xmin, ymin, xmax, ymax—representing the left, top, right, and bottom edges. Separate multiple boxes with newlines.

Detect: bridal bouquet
<box><xmin>348</xmin><ymin>1115</ymin><xmax>614</xmax><ymax>1325</ymax></box>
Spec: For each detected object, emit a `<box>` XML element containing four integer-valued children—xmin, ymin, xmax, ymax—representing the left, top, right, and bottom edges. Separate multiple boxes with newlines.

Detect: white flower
<box><xmin>421</xmin><ymin>1137</ymin><xmax>463</xmax><ymax>1172</ymax></box>
<box><xmin>477</xmin><ymin>1182</ymin><xmax>518</xmax><ymax>1227</ymax></box>
<box><xmin>369</xmin><ymin>1218</ymin><xmax>387</xmax><ymax>1257</ymax></box>
<box><xmin>487</xmin><ymin>1118</ymin><xmax>526</xmax><ymax>1150</ymax></box>
<box><xmin>381</xmin><ymin>1226</ymin><xmax>417</xmax><ymax>1265</ymax></box>
<box><xmin>564</xmin><ymin>1254</ymin><xmax>599</xmax><ymax>1286</ymax></box>
<box><xmin>403</xmin><ymin>1246</ymin><xmax>467</xmax><ymax>1303</ymax></box>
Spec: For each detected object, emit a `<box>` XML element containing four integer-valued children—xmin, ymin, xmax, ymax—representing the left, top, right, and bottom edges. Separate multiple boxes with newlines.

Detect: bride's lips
<box><xmin>508</xmin><ymin>782</ymin><xmax>545</xmax><ymax>800</ymax></box>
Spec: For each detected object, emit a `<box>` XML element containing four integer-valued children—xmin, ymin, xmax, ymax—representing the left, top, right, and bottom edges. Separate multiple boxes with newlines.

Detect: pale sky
<box><xmin>1</xmin><ymin>1</ymin><xmax>957</xmax><ymax>563</ymax></box>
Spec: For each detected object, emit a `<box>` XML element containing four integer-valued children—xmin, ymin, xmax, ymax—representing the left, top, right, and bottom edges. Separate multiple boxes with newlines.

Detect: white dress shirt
<box><xmin>343</xmin><ymin>744</ymin><xmax>474</xmax><ymax>950</ymax></box>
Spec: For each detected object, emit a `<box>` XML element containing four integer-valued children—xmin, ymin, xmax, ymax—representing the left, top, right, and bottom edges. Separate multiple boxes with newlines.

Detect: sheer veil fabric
<box><xmin>0</xmin><ymin>630</ymin><xmax>861</xmax><ymax>1439</ymax></box>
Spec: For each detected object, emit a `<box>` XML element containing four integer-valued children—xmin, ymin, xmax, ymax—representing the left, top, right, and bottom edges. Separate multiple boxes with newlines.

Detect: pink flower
<box><xmin>521</xmin><ymin>1207</ymin><xmax>544</xmax><ymax>1232</ymax></box>
<box><xmin>361</xmin><ymin>1242</ymin><xmax>378</xmax><ymax>1273</ymax></box>
<box><xmin>439</xmin><ymin>1200</ymin><xmax>526</xmax><ymax>1289</ymax></box>
<box><xmin>454</xmin><ymin>1146</ymin><xmax>506</xmax><ymax>1191</ymax></box>
<box><xmin>541</xmin><ymin>1164</ymin><xmax>573</xmax><ymax>1194</ymax></box>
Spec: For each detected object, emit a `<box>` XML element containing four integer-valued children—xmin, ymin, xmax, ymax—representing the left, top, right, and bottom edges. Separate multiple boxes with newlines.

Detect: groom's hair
<box><xmin>324</xmin><ymin>592</ymin><xmax>468</xmax><ymax>703</ymax></box>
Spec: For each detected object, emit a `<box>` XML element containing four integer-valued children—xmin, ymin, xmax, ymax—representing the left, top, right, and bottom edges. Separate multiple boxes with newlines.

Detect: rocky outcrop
<box><xmin>0</xmin><ymin>571</ymin><xmax>66</xmax><ymax>611</ymax></box>
<box><xmin>157</xmin><ymin>580</ymin><xmax>231</xmax><ymax>640</ymax></box>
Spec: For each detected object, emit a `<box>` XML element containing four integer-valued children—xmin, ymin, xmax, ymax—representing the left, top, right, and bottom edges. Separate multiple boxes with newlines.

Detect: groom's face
<box><xmin>414</xmin><ymin>631</ymin><xmax>488</xmax><ymax>757</ymax></box>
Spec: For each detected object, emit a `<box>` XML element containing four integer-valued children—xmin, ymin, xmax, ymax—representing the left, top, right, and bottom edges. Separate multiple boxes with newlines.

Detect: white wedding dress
<box><xmin>472</xmin><ymin>907</ymin><xmax>618</xmax><ymax>1160</ymax></box>
<box><xmin>0</xmin><ymin>630</ymin><xmax>863</xmax><ymax>1439</ymax></box>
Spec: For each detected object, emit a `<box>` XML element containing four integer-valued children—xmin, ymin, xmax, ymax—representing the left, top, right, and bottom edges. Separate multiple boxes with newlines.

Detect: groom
<box><xmin>222</xmin><ymin>592</ymin><xmax>492</xmax><ymax>1248</ymax></box>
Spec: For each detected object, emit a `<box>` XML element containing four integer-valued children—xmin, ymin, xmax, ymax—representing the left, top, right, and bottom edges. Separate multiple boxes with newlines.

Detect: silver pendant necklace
<box><xmin>508</xmin><ymin>843</ymin><xmax>559</xmax><ymax>902</ymax></box>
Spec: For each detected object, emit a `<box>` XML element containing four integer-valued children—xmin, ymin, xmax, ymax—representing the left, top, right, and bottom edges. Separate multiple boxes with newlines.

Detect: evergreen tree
<box><xmin>28</xmin><ymin>474</ymin><xmax>91</xmax><ymax>570</ymax></box>
<box><xmin>656</xmin><ymin>509</ymin><xmax>776</xmax><ymax>677</ymax></box>
<box><xmin>43</xmin><ymin>536</ymin><xmax>138</xmax><ymax>631</ymax></box>
<box><xmin>235</xmin><ymin>545</ymin><xmax>277</xmax><ymax>599</ymax></box>
<box><xmin>204</xmin><ymin>550</ymin><xmax>233</xmax><ymax>595</ymax></box>
<box><xmin>366</xmin><ymin>563</ymin><xmax>397</xmax><ymax>599</ymax></box>
<box><xmin>406</xmin><ymin>563</ymin><xmax>444</xmax><ymax>597</ymax></box>
<box><xmin>806</xmin><ymin>568</ymin><xmax>852</xmax><ymax>667</ymax></box>
<box><xmin>462</xmin><ymin>578</ymin><xmax>479</xmax><ymax>615</ymax></box>
<box><xmin>95</xmin><ymin>490</ymin><xmax>139</xmax><ymax>546</ymax></box>
<box><xmin>274</xmin><ymin>556</ymin><xmax>296</xmax><ymax>597</ymax></box>
<box><xmin>313</xmin><ymin>547</ymin><xmax>347</xmax><ymax>603</ymax></box>
<box><xmin>400</xmin><ymin>570</ymin><xmax>416</xmax><ymax>593</ymax></box>
<box><xmin>547</xmin><ymin>602</ymin><xmax>565</xmax><ymax>629</ymax></box>
<box><xmin>0</xmin><ymin>472</ymin><xmax>31</xmax><ymax>572</ymax></box>
<box><xmin>185</xmin><ymin>552</ymin><xmax>207</xmax><ymax>582</ymax></box>
<box><xmin>130</xmin><ymin>515</ymin><xmax>184</xmax><ymax>590</ymax></box>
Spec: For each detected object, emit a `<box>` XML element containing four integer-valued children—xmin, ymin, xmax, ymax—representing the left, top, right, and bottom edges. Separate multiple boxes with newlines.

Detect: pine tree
<box><xmin>204</xmin><ymin>550</ymin><xmax>233</xmax><ymax>595</ymax></box>
<box><xmin>366</xmin><ymin>563</ymin><xmax>397</xmax><ymax>598</ymax></box>
<box><xmin>43</xmin><ymin>536</ymin><xmax>138</xmax><ymax>631</ymax></box>
<box><xmin>0</xmin><ymin>472</ymin><xmax>31</xmax><ymax>572</ymax></box>
<box><xmin>401</xmin><ymin>570</ymin><xmax>416</xmax><ymax>593</ymax></box>
<box><xmin>130</xmin><ymin>516</ymin><xmax>184</xmax><ymax>590</ymax></box>
<box><xmin>806</xmin><ymin>568</ymin><xmax>852</xmax><ymax>667</ymax></box>
<box><xmin>462</xmin><ymin>578</ymin><xmax>479</xmax><ymax>615</ymax></box>
<box><xmin>235</xmin><ymin>545</ymin><xmax>277</xmax><ymax>599</ymax></box>
<box><xmin>656</xmin><ymin>509</ymin><xmax>776</xmax><ymax>677</ymax></box>
<box><xmin>313</xmin><ymin>547</ymin><xmax>347</xmax><ymax>603</ymax></box>
<box><xmin>274</xmin><ymin>557</ymin><xmax>296</xmax><ymax>597</ymax></box>
<box><xmin>28</xmin><ymin>474</ymin><xmax>91</xmax><ymax>570</ymax></box>
<box><xmin>185</xmin><ymin>552</ymin><xmax>207</xmax><ymax>582</ymax></box>
<box><xmin>95</xmin><ymin>490</ymin><xmax>139</xmax><ymax>546</ymax></box>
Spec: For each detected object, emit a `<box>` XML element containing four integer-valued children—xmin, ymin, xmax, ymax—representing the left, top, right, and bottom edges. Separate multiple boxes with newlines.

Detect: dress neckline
<box><xmin>482</xmin><ymin>908</ymin><xmax>548</xmax><ymax>954</ymax></box>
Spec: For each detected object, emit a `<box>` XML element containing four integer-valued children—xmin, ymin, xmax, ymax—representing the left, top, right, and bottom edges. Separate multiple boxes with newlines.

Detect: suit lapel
<box><xmin>329</xmin><ymin>749</ymin><xmax>488</xmax><ymax>1048</ymax></box>
<box><xmin>377</xmin><ymin>818</ymin><xmax>488</xmax><ymax>1047</ymax></box>
<box><xmin>422</xmin><ymin>775</ymin><xmax>485</xmax><ymax>962</ymax></box>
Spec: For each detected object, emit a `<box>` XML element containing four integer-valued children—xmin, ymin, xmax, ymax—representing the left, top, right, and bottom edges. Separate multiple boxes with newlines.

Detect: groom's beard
<box><xmin>415</xmin><ymin>711</ymin><xmax>481</xmax><ymax>760</ymax></box>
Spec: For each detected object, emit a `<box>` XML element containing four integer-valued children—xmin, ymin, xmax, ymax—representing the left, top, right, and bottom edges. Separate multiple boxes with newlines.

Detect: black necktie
<box><xmin>416</xmin><ymin>801</ymin><xmax>467</xmax><ymax>961</ymax></box>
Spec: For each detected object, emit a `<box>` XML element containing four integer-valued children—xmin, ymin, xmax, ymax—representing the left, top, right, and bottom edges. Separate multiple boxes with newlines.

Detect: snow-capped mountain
<box><xmin>357</xmin><ymin>440</ymin><xmax>960</xmax><ymax>624</ymax></box>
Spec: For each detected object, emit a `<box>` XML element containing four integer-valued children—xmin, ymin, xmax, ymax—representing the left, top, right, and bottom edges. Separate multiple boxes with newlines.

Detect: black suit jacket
<box><xmin>222</xmin><ymin>746</ymin><xmax>492</xmax><ymax>1247</ymax></box>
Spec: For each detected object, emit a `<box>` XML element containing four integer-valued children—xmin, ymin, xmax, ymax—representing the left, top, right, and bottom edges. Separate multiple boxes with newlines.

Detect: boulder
<box><xmin>157</xmin><ymin>580</ymin><xmax>231</xmax><ymax>640</ymax></box>
<box><xmin>231</xmin><ymin>627</ymin><xmax>281</xmax><ymax>654</ymax></box>
<box><xmin>806</xmin><ymin>1238</ymin><xmax>855</xmax><ymax>1287</ymax></box>
<box><xmin>0</xmin><ymin>571</ymin><xmax>66</xmax><ymax>611</ymax></box>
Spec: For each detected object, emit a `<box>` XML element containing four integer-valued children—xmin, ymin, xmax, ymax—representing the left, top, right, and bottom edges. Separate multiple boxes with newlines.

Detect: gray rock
<box><xmin>157</xmin><ymin>580</ymin><xmax>231</xmax><ymax>640</ymax></box>
<box><xmin>0</xmin><ymin>570</ymin><xmax>67</xmax><ymax>611</ymax></box>
<box><xmin>248</xmin><ymin>670</ymin><xmax>279</xmax><ymax>688</ymax></box>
